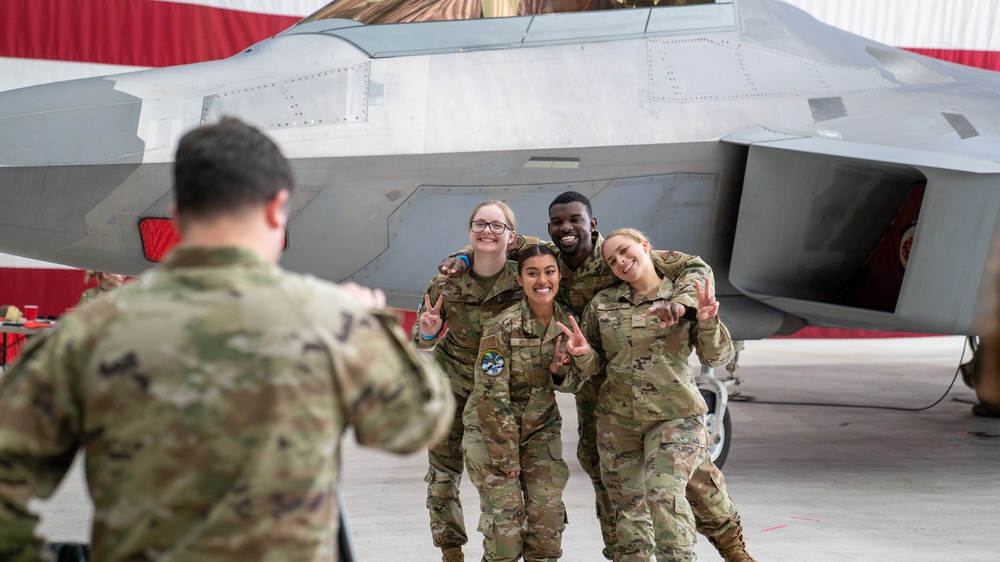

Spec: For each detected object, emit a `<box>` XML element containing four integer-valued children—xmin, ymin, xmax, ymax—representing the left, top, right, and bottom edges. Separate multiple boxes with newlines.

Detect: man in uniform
<box><xmin>0</xmin><ymin>117</ymin><xmax>454</xmax><ymax>562</ymax></box>
<box><xmin>441</xmin><ymin>191</ymin><xmax>755</xmax><ymax>561</ymax></box>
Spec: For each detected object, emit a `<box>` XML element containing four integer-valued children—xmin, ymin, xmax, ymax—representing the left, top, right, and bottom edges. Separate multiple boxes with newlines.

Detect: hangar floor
<box><xmin>30</xmin><ymin>336</ymin><xmax>1000</xmax><ymax>561</ymax></box>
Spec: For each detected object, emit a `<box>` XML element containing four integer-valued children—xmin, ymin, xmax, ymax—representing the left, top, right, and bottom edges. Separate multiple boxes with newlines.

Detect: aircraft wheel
<box><xmin>700</xmin><ymin>388</ymin><xmax>732</xmax><ymax>469</ymax></box>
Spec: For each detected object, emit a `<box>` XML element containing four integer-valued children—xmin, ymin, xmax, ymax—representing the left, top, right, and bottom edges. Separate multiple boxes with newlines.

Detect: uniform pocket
<box><xmin>547</xmin><ymin>436</ymin><xmax>563</xmax><ymax>461</ymax></box>
<box><xmin>669</xmin><ymin>492</ymin><xmax>697</xmax><ymax>546</ymax></box>
<box><xmin>709</xmin><ymin>463</ymin><xmax>726</xmax><ymax>490</ymax></box>
<box><xmin>477</xmin><ymin>512</ymin><xmax>498</xmax><ymax>558</ymax></box>
<box><xmin>462</xmin><ymin>429</ymin><xmax>492</xmax><ymax>466</ymax></box>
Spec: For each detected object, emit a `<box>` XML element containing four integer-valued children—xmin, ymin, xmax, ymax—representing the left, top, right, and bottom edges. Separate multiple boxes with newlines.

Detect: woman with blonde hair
<box><xmin>77</xmin><ymin>271</ymin><xmax>125</xmax><ymax>306</ymax></box>
<box><xmin>413</xmin><ymin>200</ymin><xmax>524</xmax><ymax>562</ymax></box>
<box><xmin>577</xmin><ymin>227</ymin><xmax>756</xmax><ymax>562</ymax></box>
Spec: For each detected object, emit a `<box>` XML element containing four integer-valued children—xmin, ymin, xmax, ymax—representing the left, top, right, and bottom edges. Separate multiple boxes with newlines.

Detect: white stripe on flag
<box><xmin>783</xmin><ymin>0</ymin><xmax>1000</xmax><ymax>51</ymax></box>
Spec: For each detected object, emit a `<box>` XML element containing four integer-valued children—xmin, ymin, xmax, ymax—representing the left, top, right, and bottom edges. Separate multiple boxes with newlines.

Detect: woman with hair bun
<box><xmin>77</xmin><ymin>271</ymin><xmax>125</xmax><ymax>306</ymax></box>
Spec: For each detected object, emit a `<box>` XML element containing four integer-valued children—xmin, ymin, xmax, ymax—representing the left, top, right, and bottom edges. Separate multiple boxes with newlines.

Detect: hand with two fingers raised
<box><xmin>419</xmin><ymin>294</ymin><xmax>444</xmax><ymax>338</ymax></box>
<box><xmin>695</xmin><ymin>278</ymin><xmax>720</xmax><ymax>320</ymax></box>
<box><xmin>555</xmin><ymin>316</ymin><xmax>591</xmax><ymax>357</ymax></box>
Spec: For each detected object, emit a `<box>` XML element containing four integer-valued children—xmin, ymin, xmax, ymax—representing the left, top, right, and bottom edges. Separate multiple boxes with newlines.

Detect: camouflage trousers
<box><xmin>597</xmin><ymin>412</ymin><xmax>739</xmax><ymax>562</ymax></box>
<box><xmin>425</xmin><ymin>391</ymin><xmax>470</xmax><ymax>549</ymax></box>
<box><xmin>575</xmin><ymin>374</ymin><xmax>619</xmax><ymax>559</ymax></box>
<box><xmin>463</xmin><ymin>427</ymin><xmax>569</xmax><ymax>562</ymax></box>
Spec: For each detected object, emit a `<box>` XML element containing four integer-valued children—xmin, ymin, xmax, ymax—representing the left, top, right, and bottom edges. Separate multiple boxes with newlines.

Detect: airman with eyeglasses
<box><xmin>414</xmin><ymin>200</ymin><xmax>525</xmax><ymax>562</ymax></box>
<box><xmin>470</xmin><ymin>220</ymin><xmax>512</xmax><ymax>234</ymax></box>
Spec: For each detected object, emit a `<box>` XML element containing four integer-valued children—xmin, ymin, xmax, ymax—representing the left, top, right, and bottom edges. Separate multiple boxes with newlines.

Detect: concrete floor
<box><xmin>30</xmin><ymin>336</ymin><xmax>1000</xmax><ymax>561</ymax></box>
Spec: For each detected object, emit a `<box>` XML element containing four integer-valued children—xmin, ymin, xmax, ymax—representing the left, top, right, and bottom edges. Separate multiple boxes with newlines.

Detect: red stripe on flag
<box><xmin>902</xmin><ymin>47</ymin><xmax>1000</xmax><ymax>72</ymax></box>
<box><xmin>1</xmin><ymin>0</ymin><xmax>300</xmax><ymax>68</ymax></box>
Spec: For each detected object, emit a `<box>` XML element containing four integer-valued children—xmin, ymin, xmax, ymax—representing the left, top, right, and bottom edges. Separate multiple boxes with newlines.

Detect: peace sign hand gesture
<box><xmin>695</xmin><ymin>279</ymin><xmax>719</xmax><ymax>320</ymax></box>
<box><xmin>419</xmin><ymin>294</ymin><xmax>444</xmax><ymax>337</ymax></box>
<box><xmin>555</xmin><ymin>316</ymin><xmax>591</xmax><ymax>357</ymax></box>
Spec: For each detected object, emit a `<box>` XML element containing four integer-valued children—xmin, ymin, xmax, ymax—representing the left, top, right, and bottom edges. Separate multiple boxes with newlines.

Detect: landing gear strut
<box><xmin>697</xmin><ymin>342</ymin><xmax>745</xmax><ymax>469</ymax></box>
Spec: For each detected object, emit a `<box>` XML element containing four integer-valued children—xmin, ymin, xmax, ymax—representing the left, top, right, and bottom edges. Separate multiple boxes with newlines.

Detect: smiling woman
<box><xmin>411</xmin><ymin>200</ymin><xmax>524</xmax><ymax>562</ymax></box>
<box><xmin>461</xmin><ymin>243</ymin><xmax>598</xmax><ymax>561</ymax></box>
<box><xmin>577</xmin><ymin>227</ymin><xmax>758</xmax><ymax>561</ymax></box>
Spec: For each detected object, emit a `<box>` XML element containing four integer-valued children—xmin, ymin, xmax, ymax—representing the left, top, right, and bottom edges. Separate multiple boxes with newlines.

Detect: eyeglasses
<box><xmin>470</xmin><ymin>220</ymin><xmax>511</xmax><ymax>234</ymax></box>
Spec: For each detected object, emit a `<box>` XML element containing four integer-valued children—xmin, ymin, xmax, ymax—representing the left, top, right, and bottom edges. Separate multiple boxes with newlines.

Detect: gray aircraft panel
<box><xmin>0</xmin><ymin>77</ymin><xmax>143</xmax><ymax>167</ymax></box>
<box><xmin>730</xmin><ymin>137</ymin><xmax>1000</xmax><ymax>334</ymax></box>
<box><xmin>201</xmin><ymin>63</ymin><xmax>372</xmax><ymax>129</ymax></box>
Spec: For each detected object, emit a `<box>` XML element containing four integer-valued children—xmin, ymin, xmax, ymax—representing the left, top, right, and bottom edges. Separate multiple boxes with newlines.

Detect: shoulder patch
<box><xmin>478</xmin><ymin>349</ymin><xmax>506</xmax><ymax>377</ymax></box>
<box><xmin>660</xmin><ymin>251</ymin><xmax>682</xmax><ymax>263</ymax></box>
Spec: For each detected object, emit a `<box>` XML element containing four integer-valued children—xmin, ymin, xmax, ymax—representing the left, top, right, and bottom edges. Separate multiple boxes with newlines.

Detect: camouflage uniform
<box><xmin>76</xmin><ymin>285</ymin><xmax>116</xmax><ymax>307</ymax></box>
<box><xmin>0</xmin><ymin>246</ymin><xmax>454</xmax><ymax>562</ymax></box>
<box><xmin>580</xmin><ymin>261</ymin><xmax>740</xmax><ymax>562</ymax></box>
<box><xmin>462</xmin><ymin>298</ymin><xmax>597</xmax><ymax>562</ymax></box>
<box><xmin>413</xmin><ymin>264</ymin><xmax>523</xmax><ymax>551</ymax></box>
<box><xmin>460</xmin><ymin>236</ymin><xmax>738</xmax><ymax>558</ymax></box>
<box><xmin>545</xmin><ymin>232</ymin><xmax>621</xmax><ymax>558</ymax></box>
<box><xmin>558</xmin><ymin>234</ymin><xmax>728</xmax><ymax>560</ymax></box>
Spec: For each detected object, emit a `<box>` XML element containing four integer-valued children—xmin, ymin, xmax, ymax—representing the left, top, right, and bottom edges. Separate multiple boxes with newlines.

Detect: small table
<box><xmin>1</xmin><ymin>322</ymin><xmax>55</xmax><ymax>370</ymax></box>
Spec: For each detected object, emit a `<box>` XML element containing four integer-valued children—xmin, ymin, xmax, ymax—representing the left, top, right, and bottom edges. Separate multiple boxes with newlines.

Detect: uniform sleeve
<box><xmin>332</xmin><ymin>305</ymin><xmax>454</xmax><ymax>455</ymax></box>
<box><xmin>507</xmin><ymin>236</ymin><xmax>548</xmax><ymax>258</ymax></box>
<box><xmin>475</xmin><ymin>322</ymin><xmax>520</xmax><ymax>472</ymax></box>
<box><xmin>574</xmin><ymin>301</ymin><xmax>607</xmax><ymax>379</ymax></box>
<box><xmin>552</xmin><ymin>348</ymin><xmax>599</xmax><ymax>393</ymax></box>
<box><xmin>0</xmin><ymin>327</ymin><xmax>86</xmax><ymax>561</ymax></box>
<box><xmin>665</xmin><ymin>254</ymin><xmax>712</xmax><ymax>309</ymax></box>
<box><xmin>449</xmin><ymin>244</ymin><xmax>474</xmax><ymax>260</ymax></box>
<box><xmin>76</xmin><ymin>287</ymin><xmax>96</xmax><ymax>307</ymax></box>
<box><xmin>693</xmin><ymin>316</ymin><xmax>736</xmax><ymax>368</ymax></box>
<box><xmin>411</xmin><ymin>276</ymin><xmax>445</xmax><ymax>349</ymax></box>
<box><xmin>669</xmin><ymin>257</ymin><xmax>735</xmax><ymax>367</ymax></box>
<box><xmin>581</xmin><ymin>301</ymin><xmax>605</xmax><ymax>358</ymax></box>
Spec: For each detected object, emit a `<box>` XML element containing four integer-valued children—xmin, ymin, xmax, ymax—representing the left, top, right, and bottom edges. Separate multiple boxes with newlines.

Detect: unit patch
<box><xmin>479</xmin><ymin>349</ymin><xmax>506</xmax><ymax>377</ymax></box>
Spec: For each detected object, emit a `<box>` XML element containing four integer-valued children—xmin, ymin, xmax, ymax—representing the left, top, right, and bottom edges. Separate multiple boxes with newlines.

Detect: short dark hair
<box><xmin>548</xmin><ymin>191</ymin><xmax>593</xmax><ymax>217</ymax></box>
<box><xmin>173</xmin><ymin>117</ymin><xmax>294</xmax><ymax>222</ymax></box>
<box><xmin>517</xmin><ymin>244</ymin><xmax>559</xmax><ymax>273</ymax></box>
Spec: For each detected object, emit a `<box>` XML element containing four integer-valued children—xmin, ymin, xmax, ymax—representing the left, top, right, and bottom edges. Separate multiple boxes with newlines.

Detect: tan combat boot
<box><xmin>708</xmin><ymin>522</ymin><xmax>758</xmax><ymax>562</ymax></box>
<box><xmin>441</xmin><ymin>546</ymin><xmax>465</xmax><ymax>562</ymax></box>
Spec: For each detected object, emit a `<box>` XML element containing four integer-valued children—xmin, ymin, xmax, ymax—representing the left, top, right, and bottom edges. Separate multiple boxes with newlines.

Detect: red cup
<box><xmin>24</xmin><ymin>305</ymin><xmax>38</xmax><ymax>321</ymax></box>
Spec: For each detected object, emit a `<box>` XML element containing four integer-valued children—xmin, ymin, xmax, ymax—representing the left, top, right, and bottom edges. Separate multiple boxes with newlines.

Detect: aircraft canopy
<box><xmin>301</xmin><ymin>0</ymin><xmax>716</xmax><ymax>25</ymax></box>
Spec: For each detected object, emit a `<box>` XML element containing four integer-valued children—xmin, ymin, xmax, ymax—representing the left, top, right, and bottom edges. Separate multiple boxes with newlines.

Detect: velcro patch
<box><xmin>660</xmin><ymin>251</ymin><xmax>682</xmax><ymax>263</ymax></box>
<box><xmin>478</xmin><ymin>349</ymin><xmax>506</xmax><ymax>377</ymax></box>
<box><xmin>510</xmin><ymin>337</ymin><xmax>540</xmax><ymax>347</ymax></box>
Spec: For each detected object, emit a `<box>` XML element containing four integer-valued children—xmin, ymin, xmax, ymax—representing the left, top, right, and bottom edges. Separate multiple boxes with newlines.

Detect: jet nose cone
<box><xmin>0</xmin><ymin>76</ymin><xmax>144</xmax><ymax>166</ymax></box>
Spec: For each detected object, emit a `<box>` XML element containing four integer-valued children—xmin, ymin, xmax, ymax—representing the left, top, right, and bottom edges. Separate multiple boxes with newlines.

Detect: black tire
<box><xmin>700</xmin><ymin>388</ymin><xmax>732</xmax><ymax>469</ymax></box>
